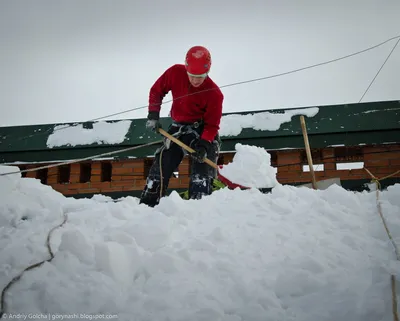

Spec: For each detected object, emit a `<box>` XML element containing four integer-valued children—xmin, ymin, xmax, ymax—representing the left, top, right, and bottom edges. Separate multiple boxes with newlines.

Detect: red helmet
<box><xmin>185</xmin><ymin>46</ymin><xmax>211</xmax><ymax>76</ymax></box>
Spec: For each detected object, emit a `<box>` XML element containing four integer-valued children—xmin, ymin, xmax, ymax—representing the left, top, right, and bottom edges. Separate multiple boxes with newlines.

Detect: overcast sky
<box><xmin>0</xmin><ymin>0</ymin><xmax>399</xmax><ymax>127</ymax></box>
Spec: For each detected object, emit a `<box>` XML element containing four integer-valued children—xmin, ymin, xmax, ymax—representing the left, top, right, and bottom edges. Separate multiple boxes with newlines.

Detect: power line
<box><xmin>91</xmin><ymin>34</ymin><xmax>400</xmax><ymax>120</ymax></box>
<box><xmin>359</xmin><ymin>37</ymin><xmax>400</xmax><ymax>103</ymax></box>
<box><xmin>220</xmin><ymin>35</ymin><xmax>400</xmax><ymax>90</ymax></box>
<box><xmin>3</xmin><ymin>34</ymin><xmax>400</xmax><ymax>145</ymax></box>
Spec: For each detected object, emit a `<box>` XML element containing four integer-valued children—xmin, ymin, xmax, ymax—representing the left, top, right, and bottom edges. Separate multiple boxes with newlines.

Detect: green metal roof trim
<box><xmin>0</xmin><ymin>100</ymin><xmax>399</xmax><ymax>163</ymax></box>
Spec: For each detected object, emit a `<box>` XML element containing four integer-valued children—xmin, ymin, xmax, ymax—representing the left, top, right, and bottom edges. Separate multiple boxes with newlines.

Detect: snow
<box><xmin>336</xmin><ymin>162</ymin><xmax>365</xmax><ymax>170</ymax></box>
<box><xmin>362</xmin><ymin>107</ymin><xmax>400</xmax><ymax>114</ymax></box>
<box><xmin>41</xmin><ymin>106</ymin><xmax>319</xmax><ymax>149</ymax></box>
<box><xmin>39</xmin><ymin>107</ymin><xmax>319</xmax><ymax>150</ymax></box>
<box><xmin>219</xmin><ymin>143</ymin><xmax>278</xmax><ymax>188</ymax></box>
<box><xmin>1</xmin><ymin>156</ymin><xmax>400</xmax><ymax>320</ymax></box>
<box><xmin>46</xmin><ymin>120</ymin><xmax>132</xmax><ymax>148</ymax></box>
<box><xmin>219</xmin><ymin>107</ymin><xmax>319</xmax><ymax>137</ymax></box>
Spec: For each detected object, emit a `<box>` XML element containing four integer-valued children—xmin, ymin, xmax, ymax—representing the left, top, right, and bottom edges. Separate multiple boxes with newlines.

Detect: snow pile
<box><xmin>378</xmin><ymin>184</ymin><xmax>400</xmax><ymax>249</ymax></box>
<box><xmin>0</xmin><ymin>166</ymin><xmax>20</xmax><ymax>195</ymax></box>
<box><xmin>1</xmin><ymin>164</ymin><xmax>400</xmax><ymax>321</ymax></box>
<box><xmin>43</xmin><ymin>107</ymin><xmax>319</xmax><ymax>148</ymax></box>
<box><xmin>219</xmin><ymin>143</ymin><xmax>278</xmax><ymax>188</ymax></box>
<box><xmin>219</xmin><ymin>107</ymin><xmax>319</xmax><ymax>136</ymax></box>
<box><xmin>46</xmin><ymin>120</ymin><xmax>132</xmax><ymax>148</ymax></box>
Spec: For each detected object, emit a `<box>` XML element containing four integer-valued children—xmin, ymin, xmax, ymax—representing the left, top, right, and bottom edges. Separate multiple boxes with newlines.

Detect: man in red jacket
<box><xmin>139</xmin><ymin>45</ymin><xmax>224</xmax><ymax>207</ymax></box>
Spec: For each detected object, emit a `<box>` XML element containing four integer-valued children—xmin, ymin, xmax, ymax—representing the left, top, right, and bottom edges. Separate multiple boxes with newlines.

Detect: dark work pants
<box><xmin>139</xmin><ymin>124</ymin><xmax>220</xmax><ymax>207</ymax></box>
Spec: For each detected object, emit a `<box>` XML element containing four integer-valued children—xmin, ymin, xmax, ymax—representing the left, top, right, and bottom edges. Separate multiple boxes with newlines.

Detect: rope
<box><xmin>379</xmin><ymin>170</ymin><xmax>400</xmax><ymax>183</ymax></box>
<box><xmin>0</xmin><ymin>213</ymin><xmax>68</xmax><ymax>319</ymax></box>
<box><xmin>364</xmin><ymin>168</ymin><xmax>400</xmax><ymax>259</ymax></box>
<box><xmin>364</xmin><ymin>167</ymin><xmax>400</xmax><ymax>321</ymax></box>
<box><xmin>1</xmin><ymin>143</ymin><xmax>399</xmax><ymax>181</ymax></box>
<box><xmin>159</xmin><ymin>148</ymin><xmax>164</xmax><ymax>200</ymax></box>
<box><xmin>0</xmin><ymin>140</ymin><xmax>163</xmax><ymax>177</ymax></box>
<box><xmin>393</xmin><ymin>275</ymin><xmax>399</xmax><ymax>321</ymax></box>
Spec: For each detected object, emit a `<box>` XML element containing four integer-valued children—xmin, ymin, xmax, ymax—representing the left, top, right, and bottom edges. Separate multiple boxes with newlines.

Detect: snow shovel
<box><xmin>158</xmin><ymin>128</ymin><xmax>250</xmax><ymax>190</ymax></box>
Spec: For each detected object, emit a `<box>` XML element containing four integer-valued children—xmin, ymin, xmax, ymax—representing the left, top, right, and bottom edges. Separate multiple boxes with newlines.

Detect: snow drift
<box><xmin>0</xmin><ymin>153</ymin><xmax>399</xmax><ymax>320</ymax></box>
<box><xmin>219</xmin><ymin>143</ymin><xmax>278</xmax><ymax>188</ymax></box>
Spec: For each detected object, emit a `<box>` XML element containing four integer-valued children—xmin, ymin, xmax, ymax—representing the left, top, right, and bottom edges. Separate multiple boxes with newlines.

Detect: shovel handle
<box><xmin>158</xmin><ymin>128</ymin><xmax>219</xmax><ymax>170</ymax></box>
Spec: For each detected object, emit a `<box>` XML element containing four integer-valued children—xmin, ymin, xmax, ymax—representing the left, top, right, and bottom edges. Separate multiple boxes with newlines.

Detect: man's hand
<box><xmin>146</xmin><ymin>111</ymin><xmax>162</xmax><ymax>133</ymax></box>
<box><xmin>192</xmin><ymin>139</ymin><xmax>211</xmax><ymax>163</ymax></box>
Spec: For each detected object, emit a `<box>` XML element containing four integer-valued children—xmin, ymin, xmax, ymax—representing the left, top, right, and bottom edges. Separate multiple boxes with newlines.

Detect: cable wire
<box><xmin>90</xmin><ymin>34</ymin><xmax>400</xmax><ymax>120</ymax></box>
<box><xmin>359</xmin><ymin>37</ymin><xmax>400</xmax><ymax>103</ymax></box>
<box><xmin>3</xmin><ymin>34</ymin><xmax>400</xmax><ymax>145</ymax></box>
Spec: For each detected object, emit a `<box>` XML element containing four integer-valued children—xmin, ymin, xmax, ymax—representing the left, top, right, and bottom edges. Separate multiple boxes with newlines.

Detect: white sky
<box><xmin>0</xmin><ymin>0</ymin><xmax>399</xmax><ymax>127</ymax></box>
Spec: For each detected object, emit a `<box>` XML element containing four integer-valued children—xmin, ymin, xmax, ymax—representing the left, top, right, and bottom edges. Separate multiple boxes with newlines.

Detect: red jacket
<box><xmin>148</xmin><ymin>64</ymin><xmax>224</xmax><ymax>142</ymax></box>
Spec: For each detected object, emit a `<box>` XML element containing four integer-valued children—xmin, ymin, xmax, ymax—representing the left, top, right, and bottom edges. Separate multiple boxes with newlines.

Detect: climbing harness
<box><xmin>156</xmin><ymin>120</ymin><xmax>219</xmax><ymax>201</ymax></box>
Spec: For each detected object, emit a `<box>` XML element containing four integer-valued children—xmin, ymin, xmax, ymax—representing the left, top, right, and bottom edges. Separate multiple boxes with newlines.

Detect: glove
<box><xmin>146</xmin><ymin>111</ymin><xmax>162</xmax><ymax>133</ymax></box>
<box><xmin>192</xmin><ymin>139</ymin><xmax>211</xmax><ymax>163</ymax></box>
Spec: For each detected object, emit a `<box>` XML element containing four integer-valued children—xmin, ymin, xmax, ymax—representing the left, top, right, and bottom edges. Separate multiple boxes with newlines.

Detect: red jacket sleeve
<box><xmin>148</xmin><ymin>66</ymin><xmax>173</xmax><ymax>113</ymax></box>
<box><xmin>201</xmin><ymin>90</ymin><xmax>224</xmax><ymax>142</ymax></box>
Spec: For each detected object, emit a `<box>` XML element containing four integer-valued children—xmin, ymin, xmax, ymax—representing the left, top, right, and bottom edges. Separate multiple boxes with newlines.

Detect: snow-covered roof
<box><xmin>0</xmin><ymin>100</ymin><xmax>399</xmax><ymax>163</ymax></box>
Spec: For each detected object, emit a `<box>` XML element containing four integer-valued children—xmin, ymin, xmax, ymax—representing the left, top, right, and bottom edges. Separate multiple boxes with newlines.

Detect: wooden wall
<box><xmin>18</xmin><ymin>144</ymin><xmax>400</xmax><ymax>195</ymax></box>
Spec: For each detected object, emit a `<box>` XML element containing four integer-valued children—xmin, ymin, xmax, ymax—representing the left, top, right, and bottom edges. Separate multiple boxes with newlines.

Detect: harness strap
<box><xmin>171</xmin><ymin>120</ymin><xmax>203</xmax><ymax>139</ymax></box>
<box><xmin>172</xmin><ymin>120</ymin><xmax>202</xmax><ymax>128</ymax></box>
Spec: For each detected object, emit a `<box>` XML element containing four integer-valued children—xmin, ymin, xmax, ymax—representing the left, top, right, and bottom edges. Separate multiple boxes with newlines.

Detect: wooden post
<box><xmin>300</xmin><ymin>115</ymin><xmax>317</xmax><ymax>190</ymax></box>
